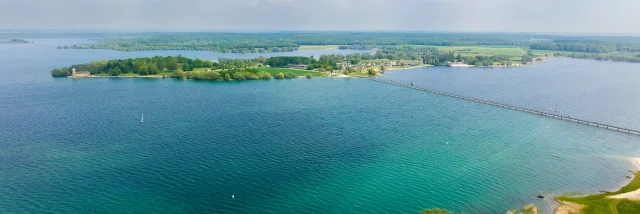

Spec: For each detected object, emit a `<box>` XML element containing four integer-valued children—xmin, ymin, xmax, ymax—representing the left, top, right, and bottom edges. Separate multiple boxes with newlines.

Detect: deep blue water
<box><xmin>0</xmin><ymin>40</ymin><xmax>639</xmax><ymax>213</ymax></box>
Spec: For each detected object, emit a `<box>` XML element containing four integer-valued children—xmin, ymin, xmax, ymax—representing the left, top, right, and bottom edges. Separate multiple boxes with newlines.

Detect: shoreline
<box><xmin>553</xmin><ymin>157</ymin><xmax>640</xmax><ymax>214</ymax></box>
<box><xmin>387</xmin><ymin>64</ymin><xmax>433</xmax><ymax>70</ymax></box>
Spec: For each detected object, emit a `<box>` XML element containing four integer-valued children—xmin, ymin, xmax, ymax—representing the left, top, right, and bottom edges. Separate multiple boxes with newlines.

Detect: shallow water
<box><xmin>0</xmin><ymin>40</ymin><xmax>638</xmax><ymax>213</ymax></box>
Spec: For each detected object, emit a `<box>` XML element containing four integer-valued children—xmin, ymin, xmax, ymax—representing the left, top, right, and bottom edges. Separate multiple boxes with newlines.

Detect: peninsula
<box><xmin>52</xmin><ymin>44</ymin><xmax>551</xmax><ymax>80</ymax></box>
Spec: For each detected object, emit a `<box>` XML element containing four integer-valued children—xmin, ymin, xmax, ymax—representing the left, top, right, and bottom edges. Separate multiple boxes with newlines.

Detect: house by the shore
<box><xmin>70</xmin><ymin>68</ymin><xmax>91</xmax><ymax>78</ymax></box>
<box><xmin>287</xmin><ymin>64</ymin><xmax>307</xmax><ymax>69</ymax></box>
<box><xmin>447</xmin><ymin>62</ymin><xmax>473</xmax><ymax>67</ymax></box>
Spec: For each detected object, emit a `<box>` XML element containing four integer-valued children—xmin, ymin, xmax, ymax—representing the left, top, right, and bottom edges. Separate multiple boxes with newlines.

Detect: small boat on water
<box><xmin>411</xmin><ymin>82</ymin><xmax>415</xmax><ymax>85</ymax></box>
<box><xmin>140</xmin><ymin>113</ymin><xmax>144</xmax><ymax>123</ymax></box>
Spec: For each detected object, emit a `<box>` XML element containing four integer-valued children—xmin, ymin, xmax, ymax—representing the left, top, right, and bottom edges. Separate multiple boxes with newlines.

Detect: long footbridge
<box><xmin>358</xmin><ymin>77</ymin><xmax>640</xmax><ymax>136</ymax></box>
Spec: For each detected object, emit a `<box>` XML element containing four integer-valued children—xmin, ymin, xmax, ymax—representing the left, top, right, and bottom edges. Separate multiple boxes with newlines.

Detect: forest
<box><xmin>51</xmin><ymin>55</ymin><xmax>304</xmax><ymax>80</ymax></box>
<box><xmin>53</xmin><ymin>32</ymin><xmax>640</xmax><ymax>63</ymax></box>
<box><xmin>59</xmin><ymin>32</ymin><xmax>533</xmax><ymax>53</ymax></box>
<box><xmin>529</xmin><ymin>41</ymin><xmax>640</xmax><ymax>53</ymax></box>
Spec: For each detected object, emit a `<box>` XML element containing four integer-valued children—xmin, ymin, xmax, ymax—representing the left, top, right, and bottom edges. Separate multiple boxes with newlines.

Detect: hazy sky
<box><xmin>0</xmin><ymin>0</ymin><xmax>637</xmax><ymax>34</ymax></box>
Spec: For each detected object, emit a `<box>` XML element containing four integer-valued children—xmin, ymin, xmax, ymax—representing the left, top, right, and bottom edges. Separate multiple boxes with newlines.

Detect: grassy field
<box><xmin>529</xmin><ymin>49</ymin><xmax>579</xmax><ymax>57</ymax></box>
<box><xmin>436</xmin><ymin>46</ymin><xmax>524</xmax><ymax>57</ymax></box>
<box><xmin>191</xmin><ymin>68</ymin><xmax>212</xmax><ymax>72</ymax></box>
<box><xmin>298</xmin><ymin>45</ymin><xmax>340</xmax><ymax>50</ymax></box>
<box><xmin>254</xmin><ymin>67</ymin><xmax>326</xmax><ymax>77</ymax></box>
<box><xmin>555</xmin><ymin>171</ymin><xmax>640</xmax><ymax>214</ymax></box>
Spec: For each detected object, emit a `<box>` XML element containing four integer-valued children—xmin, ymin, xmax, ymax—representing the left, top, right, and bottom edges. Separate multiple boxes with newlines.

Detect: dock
<box><xmin>358</xmin><ymin>77</ymin><xmax>640</xmax><ymax>136</ymax></box>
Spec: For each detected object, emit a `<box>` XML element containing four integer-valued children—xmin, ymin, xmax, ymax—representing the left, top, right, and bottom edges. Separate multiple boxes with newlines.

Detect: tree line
<box><xmin>530</xmin><ymin>40</ymin><xmax>640</xmax><ymax>53</ymax></box>
<box><xmin>51</xmin><ymin>55</ymin><xmax>308</xmax><ymax>80</ymax></box>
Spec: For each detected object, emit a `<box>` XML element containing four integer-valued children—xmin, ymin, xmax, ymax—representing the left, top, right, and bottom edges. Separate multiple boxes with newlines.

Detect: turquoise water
<box><xmin>1</xmin><ymin>40</ymin><xmax>639</xmax><ymax>213</ymax></box>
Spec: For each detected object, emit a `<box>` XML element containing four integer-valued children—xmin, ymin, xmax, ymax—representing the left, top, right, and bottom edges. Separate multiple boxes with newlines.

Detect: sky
<box><xmin>0</xmin><ymin>0</ymin><xmax>638</xmax><ymax>34</ymax></box>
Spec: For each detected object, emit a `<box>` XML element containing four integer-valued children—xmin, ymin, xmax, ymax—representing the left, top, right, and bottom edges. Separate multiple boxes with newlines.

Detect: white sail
<box><xmin>140</xmin><ymin>113</ymin><xmax>144</xmax><ymax>123</ymax></box>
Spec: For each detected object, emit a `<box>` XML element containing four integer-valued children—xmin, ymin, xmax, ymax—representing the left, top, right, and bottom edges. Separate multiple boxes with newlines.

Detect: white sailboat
<box><xmin>140</xmin><ymin>113</ymin><xmax>144</xmax><ymax>123</ymax></box>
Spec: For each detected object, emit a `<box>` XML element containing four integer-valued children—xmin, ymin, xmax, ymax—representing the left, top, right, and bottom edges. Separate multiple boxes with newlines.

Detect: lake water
<box><xmin>0</xmin><ymin>40</ymin><xmax>639</xmax><ymax>213</ymax></box>
<box><xmin>380</xmin><ymin>59</ymin><xmax>640</xmax><ymax>131</ymax></box>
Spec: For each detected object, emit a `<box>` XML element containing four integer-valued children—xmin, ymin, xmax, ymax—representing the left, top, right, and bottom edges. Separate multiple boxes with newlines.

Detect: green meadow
<box><xmin>556</xmin><ymin>171</ymin><xmax>640</xmax><ymax>214</ymax></box>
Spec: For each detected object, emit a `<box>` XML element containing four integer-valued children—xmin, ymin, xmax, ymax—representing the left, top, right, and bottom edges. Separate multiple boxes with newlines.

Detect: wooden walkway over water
<box><xmin>358</xmin><ymin>77</ymin><xmax>640</xmax><ymax>136</ymax></box>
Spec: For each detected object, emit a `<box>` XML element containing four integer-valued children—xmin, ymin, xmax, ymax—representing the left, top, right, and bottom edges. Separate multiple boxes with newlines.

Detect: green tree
<box><xmin>346</xmin><ymin>67</ymin><xmax>356</xmax><ymax>73</ymax></box>
<box><xmin>109</xmin><ymin>67</ymin><xmax>121</xmax><ymax>76</ymax></box>
<box><xmin>306</xmin><ymin>73</ymin><xmax>312</xmax><ymax>78</ymax></box>
<box><xmin>379</xmin><ymin>65</ymin><xmax>386</xmax><ymax>71</ymax></box>
<box><xmin>274</xmin><ymin>72</ymin><xmax>285</xmax><ymax>79</ymax></box>
<box><xmin>138</xmin><ymin>65</ymin><xmax>149</xmax><ymax>75</ymax></box>
<box><xmin>232</xmin><ymin>71</ymin><xmax>246</xmax><ymax>80</ymax></box>
<box><xmin>367</xmin><ymin>68</ymin><xmax>376</xmax><ymax>75</ymax></box>
<box><xmin>173</xmin><ymin>68</ymin><xmax>186</xmax><ymax>79</ymax></box>
<box><xmin>182</xmin><ymin>64</ymin><xmax>192</xmax><ymax>71</ymax></box>
<box><xmin>203</xmin><ymin>60</ymin><xmax>213</xmax><ymax>68</ymax></box>
<box><xmin>167</xmin><ymin>57</ymin><xmax>179</xmax><ymax>70</ymax></box>
<box><xmin>51</xmin><ymin>68</ymin><xmax>71</xmax><ymax>77</ymax></box>
<box><xmin>224</xmin><ymin>73</ymin><xmax>231</xmax><ymax>80</ymax></box>
<box><xmin>284</xmin><ymin>72</ymin><xmax>297</xmax><ymax>78</ymax></box>
<box><xmin>148</xmin><ymin>64</ymin><xmax>160</xmax><ymax>74</ymax></box>
<box><xmin>258</xmin><ymin>71</ymin><xmax>272</xmax><ymax>80</ymax></box>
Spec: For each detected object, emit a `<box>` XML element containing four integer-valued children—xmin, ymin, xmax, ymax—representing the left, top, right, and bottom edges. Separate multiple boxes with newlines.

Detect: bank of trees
<box><xmin>61</xmin><ymin>32</ymin><xmax>534</xmax><ymax>53</ymax></box>
<box><xmin>554</xmin><ymin>52</ymin><xmax>640</xmax><ymax>63</ymax></box>
<box><xmin>51</xmin><ymin>68</ymin><xmax>72</xmax><ymax>77</ymax></box>
<box><xmin>530</xmin><ymin>40</ymin><xmax>640</xmax><ymax>54</ymax></box>
<box><xmin>184</xmin><ymin>69</ymin><xmax>272</xmax><ymax>80</ymax></box>
<box><xmin>264</xmin><ymin>56</ymin><xmax>315</xmax><ymax>67</ymax></box>
<box><xmin>50</xmin><ymin>55</ymin><xmax>266</xmax><ymax>77</ymax></box>
<box><xmin>51</xmin><ymin>55</ymin><xmax>193</xmax><ymax>76</ymax></box>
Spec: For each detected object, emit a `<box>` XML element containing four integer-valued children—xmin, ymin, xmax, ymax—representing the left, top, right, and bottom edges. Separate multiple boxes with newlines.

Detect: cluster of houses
<box><xmin>286</xmin><ymin>64</ymin><xmax>308</xmax><ymax>69</ymax></box>
<box><xmin>280</xmin><ymin>60</ymin><xmax>424</xmax><ymax>74</ymax></box>
<box><xmin>335</xmin><ymin>61</ymin><xmax>422</xmax><ymax>71</ymax></box>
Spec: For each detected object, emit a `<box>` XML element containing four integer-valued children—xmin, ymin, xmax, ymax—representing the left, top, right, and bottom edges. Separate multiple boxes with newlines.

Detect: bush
<box><xmin>232</xmin><ymin>71</ymin><xmax>245</xmax><ymax>80</ymax></box>
<box><xmin>306</xmin><ymin>73</ymin><xmax>312</xmax><ymax>78</ymax></box>
<box><xmin>284</xmin><ymin>72</ymin><xmax>297</xmax><ymax>78</ymax></box>
<box><xmin>109</xmin><ymin>67</ymin><xmax>121</xmax><ymax>76</ymax></box>
<box><xmin>246</xmin><ymin>74</ymin><xmax>260</xmax><ymax>80</ymax></box>
<box><xmin>172</xmin><ymin>69</ymin><xmax>186</xmax><ymax>79</ymax></box>
<box><xmin>185</xmin><ymin>70</ymin><xmax>222</xmax><ymax>80</ymax></box>
<box><xmin>274</xmin><ymin>72</ymin><xmax>285</xmax><ymax>79</ymax></box>
<box><xmin>258</xmin><ymin>71</ymin><xmax>272</xmax><ymax>80</ymax></box>
<box><xmin>367</xmin><ymin>68</ymin><xmax>376</xmax><ymax>75</ymax></box>
<box><xmin>420</xmin><ymin>208</ymin><xmax>454</xmax><ymax>214</ymax></box>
